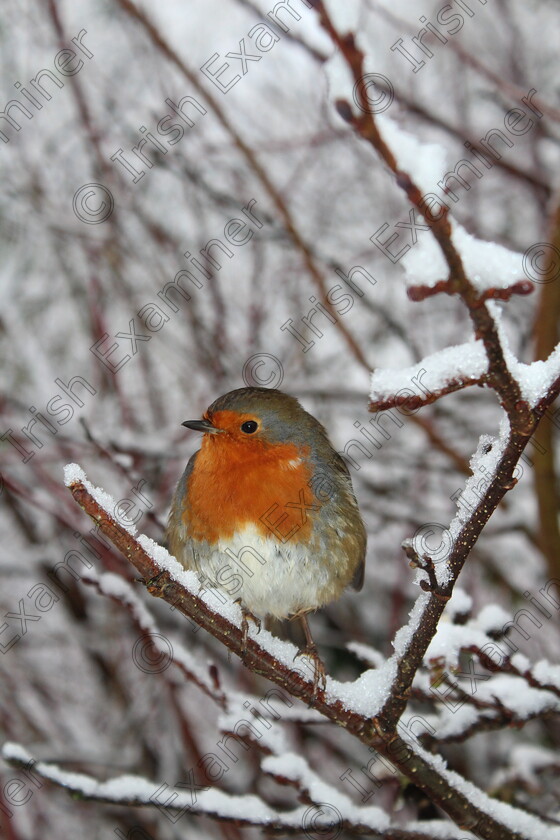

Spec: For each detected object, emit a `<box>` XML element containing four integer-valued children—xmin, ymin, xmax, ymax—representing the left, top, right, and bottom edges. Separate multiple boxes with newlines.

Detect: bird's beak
<box><xmin>181</xmin><ymin>419</ymin><xmax>221</xmax><ymax>434</ymax></box>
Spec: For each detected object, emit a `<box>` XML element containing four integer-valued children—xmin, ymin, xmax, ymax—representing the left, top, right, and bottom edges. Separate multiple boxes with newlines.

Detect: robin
<box><xmin>167</xmin><ymin>387</ymin><xmax>366</xmax><ymax>690</ymax></box>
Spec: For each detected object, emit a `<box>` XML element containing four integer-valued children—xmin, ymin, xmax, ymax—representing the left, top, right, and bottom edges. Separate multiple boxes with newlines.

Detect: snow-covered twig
<box><xmin>312</xmin><ymin>2</ymin><xmax>560</xmax><ymax>745</ymax></box>
<box><xmin>0</xmin><ymin>742</ymin><xmax>473</xmax><ymax>840</ymax></box>
<box><xmin>314</xmin><ymin>1</ymin><xmax>536</xmax><ymax>435</ymax></box>
<box><xmin>370</xmin><ymin>342</ymin><xmax>488</xmax><ymax>411</ymax></box>
<box><xmin>61</xmin><ymin>465</ymin><xmax>560</xmax><ymax>840</ymax></box>
<box><xmin>473</xmin><ymin>648</ymin><xmax>560</xmax><ymax>701</ymax></box>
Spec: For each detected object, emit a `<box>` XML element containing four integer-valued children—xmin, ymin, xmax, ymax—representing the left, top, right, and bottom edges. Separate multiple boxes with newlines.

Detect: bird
<box><xmin>167</xmin><ymin>386</ymin><xmax>366</xmax><ymax>692</ymax></box>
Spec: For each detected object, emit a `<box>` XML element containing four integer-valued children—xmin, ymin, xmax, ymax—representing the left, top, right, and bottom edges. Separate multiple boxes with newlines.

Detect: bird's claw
<box><xmin>294</xmin><ymin>644</ymin><xmax>327</xmax><ymax>700</ymax></box>
<box><xmin>235</xmin><ymin>601</ymin><xmax>261</xmax><ymax>655</ymax></box>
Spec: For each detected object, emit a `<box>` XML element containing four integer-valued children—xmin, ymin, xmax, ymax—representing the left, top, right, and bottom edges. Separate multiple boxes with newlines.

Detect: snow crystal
<box><xmin>2</xmin><ymin>742</ymin><xmax>33</xmax><ymax>764</ymax></box>
<box><xmin>510</xmin><ymin>653</ymin><xmax>531</xmax><ymax>672</ymax></box>
<box><xmin>456</xmin><ymin>227</ymin><xmax>525</xmax><ymax>291</ymax></box>
<box><xmin>404</xmin><ymin>821</ymin><xmax>478</xmax><ymax>840</ymax></box>
<box><xmin>63</xmin><ymin>463</ymin><xmax>87</xmax><ymax>486</ymax></box>
<box><xmin>531</xmin><ymin>660</ymin><xmax>560</xmax><ymax>691</ymax></box>
<box><xmin>432</xmin><ymin>675</ymin><xmax>559</xmax><ymax>739</ymax></box>
<box><xmin>425</xmin><ymin>622</ymin><xmax>492</xmax><ymax>669</ymax></box>
<box><xmin>392</xmin><ymin>591</ymin><xmax>432</xmax><ymax>658</ymax></box>
<box><xmin>329</xmin><ymin>593</ymin><xmax>434</xmax><ymax>715</ymax></box>
<box><xmin>137</xmin><ymin>534</ymin><xmax>197</xmax><ymax>586</ymax></box>
<box><xmin>328</xmin><ymin>658</ymin><xmax>397</xmax><ymax>715</ymax></box>
<box><xmin>476</xmin><ymin>675</ymin><xmax>559</xmax><ymax>719</ymax></box>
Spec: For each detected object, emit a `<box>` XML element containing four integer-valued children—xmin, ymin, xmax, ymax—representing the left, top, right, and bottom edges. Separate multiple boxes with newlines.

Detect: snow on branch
<box><xmin>62</xmin><ymin>466</ymin><xmax>403</xmax><ymax>721</ymax></box>
<box><xmin>403</xmin><ymin>224</ymin><xmax>534</xmax><ymax>302</ymax></box>
<box><xmin>59</xmin><ymin>463</ymin><xmax>560</xmax><ymax>840</ymax></box>
<box><xmin>406</xmin><ymin>597</ymin><xmax>560</xmax><ymax>744</ymax></box>
<box><xmin>511</xmin><ymin>342</ymin><xmax>560</xmax><ymax>409</ymax></box>
<box><xmin>370</xmin><ymin>341</ymin><xmax>488</xmax><ymax>410</ymax></box>
<box><xmin>314</xmin><ymin>1</ymin><xmax>540</xmax><ymax>435</ymax></box>
<box><xmin>496</xmin><ymin>745</ymin><xmax>560</xmax><ymax>793</ymax></box>
<box><xmin>1</xmin><ymin>742</ymin><xmax>484</xmax><ymax>840</ymax></box>
<box><xmin>0</xmin><ymin>742</ymin><xmax>313</xmax><ymax>833</ymax></box>
<box><xmin>312</xmin><ymin>0</ymin><xmax>560</xmax><ymax>783</ymax></box>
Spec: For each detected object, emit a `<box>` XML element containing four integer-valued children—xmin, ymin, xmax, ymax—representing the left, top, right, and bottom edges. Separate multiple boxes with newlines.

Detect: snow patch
<box><xmin>402</xmin><ymin>223</ymin><xmax>525</xmax><ymax>293</ymax></box>
<box><xmin>370</xmin><ymin>341</ymin><xmax>487</xmax><ymax>403</ymax></box>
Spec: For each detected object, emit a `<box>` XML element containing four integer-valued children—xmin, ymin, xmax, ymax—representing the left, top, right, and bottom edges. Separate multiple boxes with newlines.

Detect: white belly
<box><xmin>185</xmin><ymin>524</ymin><xmax>332</xmax><ymax>619</ymax></box>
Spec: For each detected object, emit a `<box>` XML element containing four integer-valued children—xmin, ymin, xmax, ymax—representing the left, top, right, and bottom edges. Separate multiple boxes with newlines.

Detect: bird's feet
<box><xmin>294</xmin><ymin>643</ymin><xmax>327</xmax><ymax>700</ymax></box>
<box><xmin>291</xmin><ymin>613</ymin><xmax>327</xmax><ymax>702</ymax></box>
<box><xmin>235</xmin><ymin>600</ymin><xmax>262</xmax><ymax>655</ymax></box>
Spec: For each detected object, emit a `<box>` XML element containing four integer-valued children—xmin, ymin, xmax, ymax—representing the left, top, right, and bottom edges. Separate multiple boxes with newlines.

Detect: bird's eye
<box><xmin>240</xmin><ymin>420</ymin><xmax>258</xmax><ymax>434</ymax></box>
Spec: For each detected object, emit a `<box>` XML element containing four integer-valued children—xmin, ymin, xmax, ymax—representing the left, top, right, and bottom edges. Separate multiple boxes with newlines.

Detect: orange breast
<box><xmin>183</xmin><ymin>436</ymin><xmax>317</xmax><ymax>544</ymax></box>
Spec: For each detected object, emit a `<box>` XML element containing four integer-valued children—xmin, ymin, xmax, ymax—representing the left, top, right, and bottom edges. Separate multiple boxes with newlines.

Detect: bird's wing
<box><xmin>166</xmin><ymin>449</ymin><xmax>200</xmax><ymax>550</ymax></box>
<box><xmin>322</xmin><ymin>448</ymin><xmax>367</xmax><ymax>592</ymax></box>
<box><xmin>351</xmin><ymin>553</ymin><xmax>365</xmax><ymax>591</ymax></box>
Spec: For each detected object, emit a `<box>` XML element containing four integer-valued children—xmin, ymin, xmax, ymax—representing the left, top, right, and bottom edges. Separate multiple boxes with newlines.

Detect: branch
<box><xmin>313</xmin><ymin>1</ymin><xmax>534</xmax><ymax>435</ymax></box>
<box><xmin>61</xmin><ymin>466</ymin><xmax>556</xmax><ymax>840</ymax></box>
<box><xmin>407</xmin><ymin>279</ymin><xmax>533</xmax><ymax>304</ymax></box>
<box><xmin>370</xmin><ymin>377</ymin><xmax>484</xmax><ymax>412</ymax></box>
<box><xmin>112</xmin><ymin>0</ymin><xmax>479</xmax><ymax>481</ymax></box>
<box><xmin>424</xmin><ymin>707</ymin><xmax>556</xmax><ymax>746</ymax></box>
<box><xmin>310</xmin><ymin>1</ymin><xmax>560</xmax><ymax>737</ymax></box>
<box><xmin>365</xmin><ymin>0</ymin><xmax>560</xmax><ymax>123</ymax></box>
<box><xmin>386</xmin><ymin>91</ymin><xmax>550</xmax><ymax>200</ymax></box>
<box><xmin>472</xmin><ymin>647</ymin><xmax>560</xmax><ymax>701</ymax></box>
<box><xmin>410</xmin><ymin>683</ymin><xmax>557</xmax><ymax>746</ymax></box>
<box><xmin>0</xmin><ymin>743</ymin><xmax>469</xmax><ymax>840</ymax></box>
<box><xmin>379</xmin><ymin>422</ymin><xmax>554</xmax><ymax>732</ymax></box>
<box><xmin>370</xmin><ymin>341</ymin><xmax>488</xmax><ymax>411</ymax></box>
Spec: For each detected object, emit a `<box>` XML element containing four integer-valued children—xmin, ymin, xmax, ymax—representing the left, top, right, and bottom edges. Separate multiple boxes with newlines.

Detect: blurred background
<box><xmin>1</xmin><ymin>0</ymin><xmax>559</xmax><ymax>837</ymax></box>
